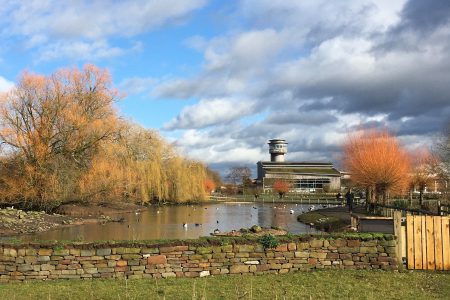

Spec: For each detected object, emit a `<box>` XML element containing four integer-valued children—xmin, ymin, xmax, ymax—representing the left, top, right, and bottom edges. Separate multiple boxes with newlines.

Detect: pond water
<box><xmin>24</xmin><ymin>202</ymin><xmax>324</xmax><ymax>242</ymax></box>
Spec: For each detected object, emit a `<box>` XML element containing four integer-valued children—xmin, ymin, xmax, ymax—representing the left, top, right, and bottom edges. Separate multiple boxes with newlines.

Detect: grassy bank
<box><xmin>297</xmin><ymin>211</ymin><xmax>348</xmax><ymax>232</ymax></box>
<box><xmin>0</xmin><ymin>270</ymin><xmax>449</xmax><ymax>299</ymax></box>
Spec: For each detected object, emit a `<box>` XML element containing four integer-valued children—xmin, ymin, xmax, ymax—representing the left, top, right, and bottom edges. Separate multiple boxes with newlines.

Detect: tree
<box><xmin>226</xmin><ymin>166</ymin><xmax>251</xmax><ymax>194</ymax></box>
<box><xmin>342</xmin><ymin>129</ymin><xmax>411</xmax><ymax>205</ymax></box>
<box><xmin>272</xmin><ymin>180</ymin><xmax>291</xmax><ymax>199</ymax></box>
<box><xmin>410</xmin><ymin>148</ymin><xmax>437</xmax><ymax>206</ymax></box>
<box><xmin>0</xmin><ymin>65</ymin><xmax>119</xmax><ymax>208</ymax></box>
<box><xmin>204</xmin><ymin>178</ymin><xmax>216</xmax><ymax>194</ymax></box>
<box><xmin>0</xmin><ymin>65</ymin><xmax>212</xmax><ymax>209</ymax></box>
<box><xmin>434</xmin><ymin>122</ymin><xmax>450</xmax><ymax>200</ymax></box>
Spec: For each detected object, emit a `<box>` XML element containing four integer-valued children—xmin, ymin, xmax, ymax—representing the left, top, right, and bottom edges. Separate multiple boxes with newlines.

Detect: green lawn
<box><xmin>1</xmin><ymin>270</ymin><xmax>449</xmax><ymax>300</ymax></box>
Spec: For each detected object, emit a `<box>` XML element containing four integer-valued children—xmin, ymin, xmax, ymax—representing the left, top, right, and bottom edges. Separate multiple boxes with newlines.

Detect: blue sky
<box><xmin>1</xmin><ymin>0</ymin><xmax>450</xmax><ymax>175</ymax></box>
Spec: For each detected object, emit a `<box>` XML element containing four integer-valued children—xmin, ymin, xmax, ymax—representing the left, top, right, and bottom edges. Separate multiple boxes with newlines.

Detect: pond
<box><xmin>24</xmin><ymin>202</ymin><xmax>324</xmax><ymax>241</ymax></box>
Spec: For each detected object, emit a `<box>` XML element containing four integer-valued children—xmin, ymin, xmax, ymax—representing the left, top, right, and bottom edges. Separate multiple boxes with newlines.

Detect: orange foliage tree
<box><xmin>410</xmin><ymin>148</ymin><xmax>438</xmax><ymax>206</ymax></box>
<box><xmin>272</xmin><ymin>179</ymin><xmax>291</xmax><ymax>199</ymax></box>
<box><xmin>0</xmin><ymin>65</ymin><xmax>210</xmax><ymax>210</ymax></box>
<box><xmin>342</xmin><ymin>129</ymin><xmax>411</xmax><ymax>205</ymax></box>
<box><xmin>204</xmin><ymin>179</ymin><xmax>216</xmax><ymax>194</ymax></box>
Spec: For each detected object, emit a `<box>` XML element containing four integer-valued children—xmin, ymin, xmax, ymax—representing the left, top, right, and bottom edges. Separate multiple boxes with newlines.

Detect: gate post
<box><xmin>393</xmin><ymin>211</ymin><xmax>403</xmax><ymax>267</ymax></box>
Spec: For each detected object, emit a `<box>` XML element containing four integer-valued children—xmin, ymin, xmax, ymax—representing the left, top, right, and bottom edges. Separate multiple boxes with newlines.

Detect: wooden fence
<box><xmin>402</xmin><ymin>214</ymin><xmax>450</xmax><ymax>270</ymax></box>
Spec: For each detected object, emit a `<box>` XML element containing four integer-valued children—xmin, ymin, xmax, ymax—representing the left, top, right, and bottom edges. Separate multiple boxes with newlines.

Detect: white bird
<box><xmin>157</xmin><ymin>210</ymin><xmax>160</xmax><ymax>214</ymax></box>
<box><xmin>309</xmin><ymin>205</ymin><xmax>315</xmax><ymax>211</ymax></box>
<box><xmin>183</xmin><ymin>223</ymin><xmax>187</xmax><ymax>228</ymax></box>
<box><xmin>290</xmin><ymin>209</ymin><xmax>294</xmax><ymax>214</ymax></box>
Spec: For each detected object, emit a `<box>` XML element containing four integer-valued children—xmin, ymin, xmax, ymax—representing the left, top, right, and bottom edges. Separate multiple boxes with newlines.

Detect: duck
<box><xmin>195</xmin><ymin>223</ymin><xmax>202</xmax><ymax>227</ymax></box>
<box><xmin>289</xmin><ymin>209</ymin><xmax>294</xmax><ymax>214</ymax></box>
<box><xmin>309</xmin><ymin>205</ymin><xmax>316</xmax><ymax>211</ymax></box>
<box><xmin>183</xmin><ymin>223</ymin><xmax>187</xmax><ymax>228</ymax></box>
<box><xmin>213</xmin><ymin>229</ymin><xmax>220</xmax><ymax>235</ymax></box>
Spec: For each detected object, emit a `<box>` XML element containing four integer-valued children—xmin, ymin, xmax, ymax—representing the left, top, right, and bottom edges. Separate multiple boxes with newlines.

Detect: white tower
<box><xmin>268</xmin><ymin>139</ymin><xmax>288</xmax><ymax>162</ymax></box>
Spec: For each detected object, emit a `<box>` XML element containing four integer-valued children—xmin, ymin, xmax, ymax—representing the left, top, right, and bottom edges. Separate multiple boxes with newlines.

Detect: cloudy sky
<box><xmin>1</xmin><ymin>0</ymin><xmax>449</xmax><ymax>175</ymax></box>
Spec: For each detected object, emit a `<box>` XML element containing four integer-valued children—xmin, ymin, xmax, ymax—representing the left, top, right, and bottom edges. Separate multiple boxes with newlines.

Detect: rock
<box><xmin>250</xmin><ymin>225</ymin><xmax>262</xmax><ymax>233</ymax></box>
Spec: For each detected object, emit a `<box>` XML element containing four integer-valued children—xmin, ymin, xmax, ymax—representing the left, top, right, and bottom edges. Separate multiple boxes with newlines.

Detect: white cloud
<box><xmin>154</xmin><ymin>0</ymin><xmax>450</xmax><ymax>170</ymax></box>
<box><xmin>3</xmin><ymin>0</ymin><xmax>207</xmax><ymax>40</ymax></box>
<box><xmin>0</xmin><ymin>76</ymin><xmax>14</xmax><ymax>93</ymax></box>
<box><xmin>119</xmin><ymin>77</ymin><xmax>156</xmax><ymax>95</ymax></box>
<box><xmin>1</xmin><ymin>0</ymin><xmax>207</xmax><ymax>61</ymax></box>
<box><xmin>164</xmin><ymin>98</ymin><xmax>257</xmax><ymax>130</ymax></box>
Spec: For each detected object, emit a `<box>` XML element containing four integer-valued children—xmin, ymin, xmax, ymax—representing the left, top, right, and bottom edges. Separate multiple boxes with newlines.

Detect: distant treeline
<box><xmin>0</xmin><ymin>65</ymin><xmax>219</xmax><ymax>210</ymax></box>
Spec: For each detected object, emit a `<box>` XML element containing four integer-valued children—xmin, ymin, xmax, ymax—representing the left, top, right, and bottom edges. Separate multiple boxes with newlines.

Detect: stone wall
<box><xmin>0</xmin><ymin>237</ymin><xmax>397</xmax><ymax>282</ymax></box>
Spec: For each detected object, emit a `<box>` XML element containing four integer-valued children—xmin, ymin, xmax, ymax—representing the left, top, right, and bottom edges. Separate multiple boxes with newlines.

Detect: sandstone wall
<box><xmin>0</xmin><ymin>237</ymin><xmax>397</xmax><ymax>282</ymax></box>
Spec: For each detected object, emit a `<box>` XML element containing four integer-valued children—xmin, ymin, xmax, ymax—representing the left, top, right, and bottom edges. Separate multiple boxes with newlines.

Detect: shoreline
<box><xmin>297</xmin><ymin>206</ymin><xmax>366</xmax><ymax>232</ymax></box>
<box><xmin>0</xmin><ymin>202</ymin><xmax>146</xmax><ymax>237</ymax></box>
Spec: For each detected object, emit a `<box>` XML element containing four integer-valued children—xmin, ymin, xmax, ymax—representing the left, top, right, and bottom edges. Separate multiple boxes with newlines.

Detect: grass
<box><xmin>297</xmin><ymin>212</ymin><xmax>347</xmax><ymax>232</ymax></box>
<box><xmin>0</xmin><ymin>270</ymin><xmax>449</xmax><ymax>299</ymax></box>
<box><xmin>0</xmin><ymin>233</ymin><xmax>395</xmax><ymax>248</ymax></box>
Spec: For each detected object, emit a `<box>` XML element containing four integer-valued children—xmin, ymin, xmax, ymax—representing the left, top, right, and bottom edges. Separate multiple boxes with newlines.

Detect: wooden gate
<box><xmin>405</xmin><ymin>214</ymin><xmax>450</xmax><ymax>270</ymax></box>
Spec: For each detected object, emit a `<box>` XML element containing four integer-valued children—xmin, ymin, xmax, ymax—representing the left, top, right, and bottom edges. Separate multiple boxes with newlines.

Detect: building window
<box><xmin>294</xmin><ymin>178</ymin><xmax>330</xmax><ymax>189</ymax></box>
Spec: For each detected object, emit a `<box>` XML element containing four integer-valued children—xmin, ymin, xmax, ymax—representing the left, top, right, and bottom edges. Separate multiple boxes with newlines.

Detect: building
<box><xmin>256</xmin><ymin>139</ymin><xmax>341</xmax><ymax>193</ymax></box>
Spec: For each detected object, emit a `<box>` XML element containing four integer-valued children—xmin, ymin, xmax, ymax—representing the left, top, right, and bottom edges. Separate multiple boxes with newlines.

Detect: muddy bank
<box><xmin>0</xmin><ymin>202</ymin><xmax>145</xmax><ymax>237</ymax></box>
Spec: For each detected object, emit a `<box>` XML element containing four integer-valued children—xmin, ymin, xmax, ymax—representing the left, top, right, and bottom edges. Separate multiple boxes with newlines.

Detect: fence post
<box><xmin>393</xmin><ymin>211</ymin><xmax>403</xmax><ymax>268</ymax></box>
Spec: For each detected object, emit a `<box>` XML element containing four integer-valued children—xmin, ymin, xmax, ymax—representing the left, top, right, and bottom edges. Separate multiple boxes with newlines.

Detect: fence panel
<box><xmin>405</xmin><ymin>214</ymin><xmax>450</xmax><ymax>270</ymax></box>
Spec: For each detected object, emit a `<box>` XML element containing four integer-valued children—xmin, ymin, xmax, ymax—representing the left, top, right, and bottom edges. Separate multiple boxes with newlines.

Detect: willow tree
<box><xmin>0</xmin><ymin>65</ymin><xmax>212</xmax><ymax>209</ymax></box>
<box><xmin>0</xmin><ymin>65</ymin><xmax>119</xmax><ymax>209</ymax></box>
<box><xmin>342</xmin><ymin>129</ymin><xmax>410</xmax><ymax>205</ymax></box>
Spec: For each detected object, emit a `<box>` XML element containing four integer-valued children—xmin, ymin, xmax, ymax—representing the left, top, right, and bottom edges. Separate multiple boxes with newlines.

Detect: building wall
<box><xmin>0</xmin><ymin>237</ymin><xmax>397</xmax><ymax>282</ymax></box>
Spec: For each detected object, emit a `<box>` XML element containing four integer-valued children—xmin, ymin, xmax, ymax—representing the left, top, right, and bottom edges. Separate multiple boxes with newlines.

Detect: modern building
<box><xmin>256</xmin><ymin>139</ymin><xmax>342</xmax><ymax>193</ymax></box>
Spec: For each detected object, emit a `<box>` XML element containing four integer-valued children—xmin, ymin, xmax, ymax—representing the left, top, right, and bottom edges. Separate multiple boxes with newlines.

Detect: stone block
<box><xmin>97</xmin><ymin>267</ymin><xmax>114</xmax><ymax>273</ymax></box>
<box><xmin>326</xmin><ymin>253</ymin><xmax>339</xmax><ymax>259</ymax></box>
<box><xmin>122</xmin><ymin>254</ymin><xmax>141</xmax><ymax>260</ymax></box>
<box><xmin>310</xmin><ymin>240</ymin><xmax>323</xmax><ymax>248</ymax></box>
<box><xmin>147</xmin><ymin>255</ymin><xmax>167</xmax><ymax>265</ymax></box>
<box><xmin>310</xmin><ymin>252</ymin><xmax>327</xmax><ymax>259</ymax></box>
<box><xmin>199</xmin><ymin>270</ymin><xmax>210</xmax><ymax>277</ymax></box>
<box><xmin>236</xmin><ymin>245</ymin><xmax>255</xmax><ymax>253</ymax></box>
<box><xmin>295</xmin><ymin>251</ymin><xmax>309</xmax><ymax>258</ymax></box>
<box><xmin>38</xmin><ymin>249</ymin><xmax>52</xmax><ymax>256</ymax></box>
<box><xmin>69</xmin><ymin>249</ymin><xmax>81</xmax><ymax>256</ymax></box>
<box><xmin>80</xmin><ymin>249</ymin><xmax>95</xmax><ymax>256</ymax></box>
<box><xmin>96</xmin><ymin>248</ymin><xmax>112</xmax><ymax>256</ymax></box>
<box><xmin>230</xmin><ymin>265</ymin><xmax>249</xmax><ymax>273</ymax></box>
<box><xmin>196</xmin><ymin>247</ymin><xmax>213</xmax><ymax>254</ymax></box>
<box><xmin>343</xmin><ymin>260</ymin><xmax>354</xmax><ymax>266</ymax></box>
<box><xmin>25</xmin><ymin>249</ymin><xmax>37</xmax><ymax>256</ymax></box>
<box><xmin>38</xmin><ymin>256</ymin><xmax>50</xmax><ymax>262</ymax></box>
<box><xmin>142</xmin><ymin>248</ymin><xmax>160</xmax><ymax>254</ymax></box>
<box><xmin>287</xmin><ymin>243</ymin><xmax>297</xmax><ymax>251</ymax></box>
<box><xmin>53</xmin><ymin>249</ymin><xmax>70</xmax><ymax>256</ymax></box>
<box><xmin>244</xmin><ymin>260</ymin><xmax>260</xmax><ymax>265</ymax></box>
<box><xmin>330</xmin><ymin>239</ymin><xmax>347</xmax><ymax>247</ymax></box>
<box><xmin>274</xmin><ymin>244</ymin><xmax>288</xmax><ymax>252</ymax></box>
<box><xmin>115</xmin><ymin>248</ymin><xmax>141</xmax><ymax>254</ymax></box>
<box><xmin>162</xmin><ymin>272</ymin><xmax>176</xmax><ymax>278</ymax></box>
<box><xmin>347</xmin><ymin>240</ymin><xmax>361</xmax><ymax>247</ymax></box>
<box><xmin>360</xmin><ymin>247</ymin><xmax>378</xmax><ymax>254</ymax></box>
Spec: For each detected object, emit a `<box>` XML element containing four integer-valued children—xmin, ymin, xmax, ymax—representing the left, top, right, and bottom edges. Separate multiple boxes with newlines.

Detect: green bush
<box><xmin>392</xmin><ymin>200</ymin><xmax>408</xmax><ymax>209</ymax></box>
<box><xmin>258</xmin><ymin>234</ymin><xmax>279</xmax><ymax>249</ymax></box>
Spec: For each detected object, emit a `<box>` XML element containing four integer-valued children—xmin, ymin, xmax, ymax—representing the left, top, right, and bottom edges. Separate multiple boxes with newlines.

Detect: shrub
<box><xmin>258</xmin><ymin>234</ymin><xmax>279</xmax><ymax>249</ymax></box>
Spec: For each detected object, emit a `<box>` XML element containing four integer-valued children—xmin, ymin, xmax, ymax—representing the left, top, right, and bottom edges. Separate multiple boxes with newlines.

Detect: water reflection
<box><xmin>24</xmin><ymin>202</ymin><xmax>321</xmax><ymax>241</ymax></box>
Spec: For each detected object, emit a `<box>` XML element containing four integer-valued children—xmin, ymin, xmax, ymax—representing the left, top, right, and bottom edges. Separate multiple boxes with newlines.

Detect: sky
<box><xmin>0</xmin><ymin>0</ymin><xmax>449</xmax><ymax>176</ymax></box>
